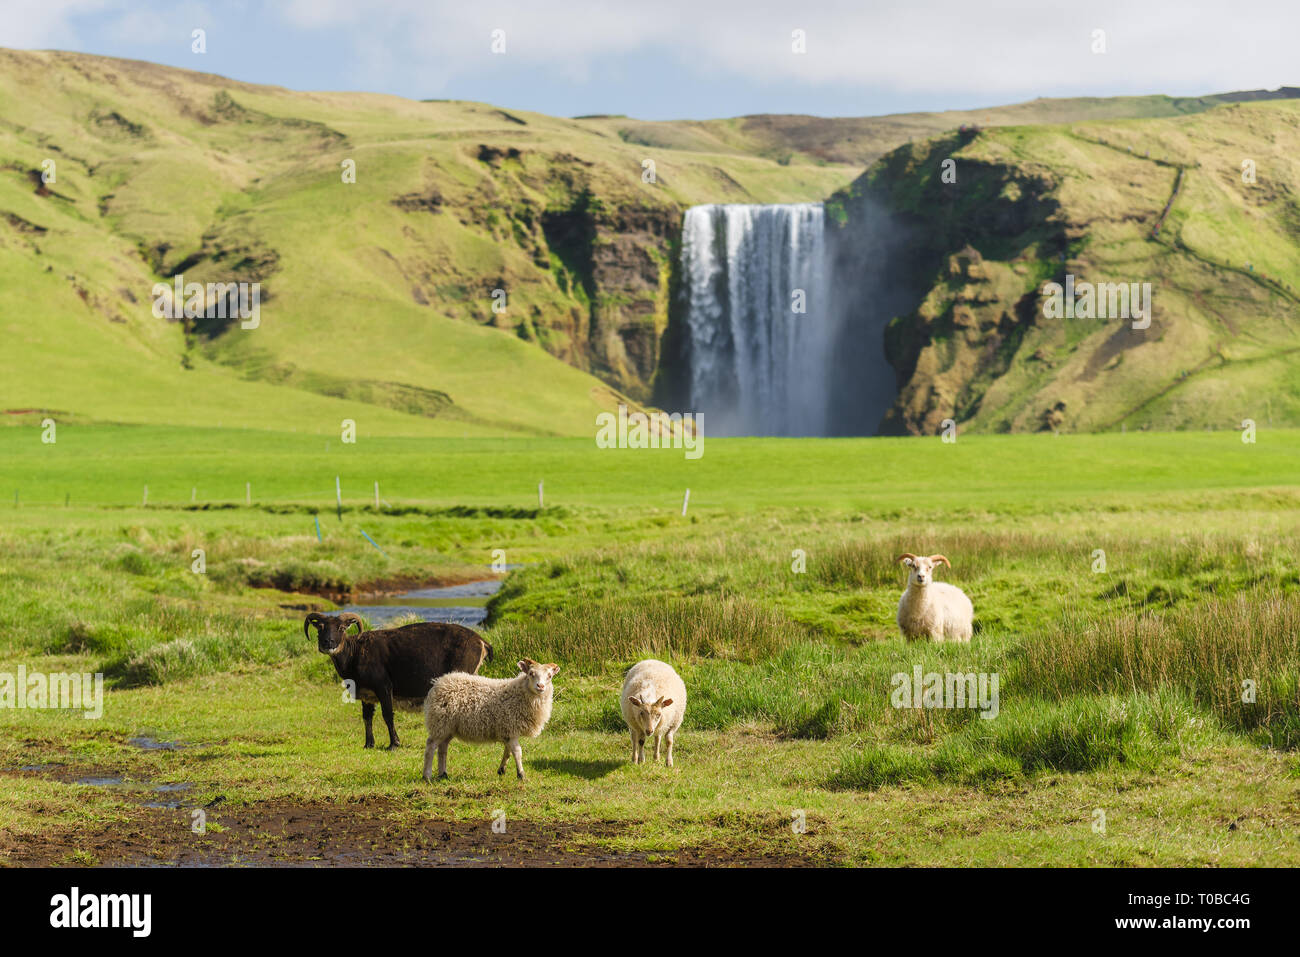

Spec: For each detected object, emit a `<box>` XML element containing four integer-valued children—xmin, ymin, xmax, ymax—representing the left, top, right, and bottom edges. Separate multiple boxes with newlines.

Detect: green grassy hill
<box><xmin>0</xmin><ymin>49</ymin><xmax>855</xmax><ymax>434</ymax></box>
<box><xmin>830</xmin><ymin>98</ymin><xmax>1300</xmax><ymax>433</ymax></box>
<box><xmin>606</xmin><ymin>87</ymin><xmax>1300</xmax><ymax>166</ymax></box>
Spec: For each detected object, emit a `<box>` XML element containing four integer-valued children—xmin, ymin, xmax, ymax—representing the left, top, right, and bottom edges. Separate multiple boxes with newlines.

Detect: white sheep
<box><xmin>896</xmin><ymin>553</ymin><xmax>974</xmax><ymax>642</ymax></box>
<box><xmin>620</xmin><ymin>659</ymin><xmax>686</xmax><ymax>766</ymax></box>
<box><xmin>422</xmin><ymin>658</ymin><xmax>559</xmax><ymax>782</ymax></box>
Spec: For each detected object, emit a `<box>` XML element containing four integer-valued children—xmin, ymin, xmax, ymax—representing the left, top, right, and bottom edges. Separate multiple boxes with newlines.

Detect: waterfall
<box><xmin>680</xmin><ymin>203</ymin><xmax>832</xmax><ymax>436</ymax></box>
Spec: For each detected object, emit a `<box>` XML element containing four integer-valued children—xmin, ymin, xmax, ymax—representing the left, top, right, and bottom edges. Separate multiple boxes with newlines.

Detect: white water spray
<box><xmin>680</xmin><ymin>203</ymin><xmax>831</xmax><ymax>436</ymax></box>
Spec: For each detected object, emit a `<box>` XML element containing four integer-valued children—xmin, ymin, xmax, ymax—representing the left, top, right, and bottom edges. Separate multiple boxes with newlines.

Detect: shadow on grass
<box><xmin>532</xmin><ymin>757</ymin><xmax>623</xmax><ymax>779</ymax></box>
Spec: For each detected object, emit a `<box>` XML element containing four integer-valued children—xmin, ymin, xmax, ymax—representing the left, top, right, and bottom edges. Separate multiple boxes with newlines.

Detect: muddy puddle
<box><xmin>2</xmin><ymin>795</ymin><xmax>824</xmax><ymax>867</ymax></box>
<box><xmin>72</xmin><ymin>775</ymin><xmax>196</xmax><ymax>809</ymax></box>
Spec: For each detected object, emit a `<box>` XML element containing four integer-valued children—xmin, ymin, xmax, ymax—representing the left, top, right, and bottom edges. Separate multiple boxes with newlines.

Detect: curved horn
<box><xmin>896</xmin><ymin>553</ymin><xmax>918</xmax><ymax>564</ymax></box>
<box><xmin>929</xmin><ymin>554</ymin><xmax>951</xmax><ymax>568</ymax></box>
<box><xmin>303</xmin><ymin>612</ymin><xmax>326</xmax><ymax>640</ymax></box>
<box><xmin>336</xmin><ymin>612</ymin><xmax>365</xmax><ymax>636</ymax></box>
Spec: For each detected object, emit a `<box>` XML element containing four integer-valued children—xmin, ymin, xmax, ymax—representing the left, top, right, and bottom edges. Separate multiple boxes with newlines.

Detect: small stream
<box><xmin>342</xmin><ymin>577</ymin><xmax>507</xmax><ymax>628</ymax></box>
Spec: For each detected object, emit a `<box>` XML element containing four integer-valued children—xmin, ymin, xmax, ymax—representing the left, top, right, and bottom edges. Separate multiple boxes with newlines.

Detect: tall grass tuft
<box><xmin>484</xmin><ymin>596</ymin><xmax>800</xmax><ymax>673</ymax></box>
<box><xmin>1013</xmin><ymin>592</ymin><xmax>1300</xmax><ymax>747</ymax></box>
<box><xmin>812</xmin><ymin>529</ymin><xmax>1297</xmax><ymax>595</ymax></box>
<box><xmin>828</xmin><ymin>691</ymin><xmax>1221</xmax><ymax>790</ymax></box>
<box><xmin>812</xmin><ymin>530</ymin><xmax>1070</xmax><ymax>590</ymax></box>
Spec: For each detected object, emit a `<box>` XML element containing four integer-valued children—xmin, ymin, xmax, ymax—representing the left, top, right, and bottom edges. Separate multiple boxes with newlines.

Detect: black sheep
<box><xmin>304</xmin><ymin>612</ymin><xmax>492</xmax><ymax>749</ymax></box>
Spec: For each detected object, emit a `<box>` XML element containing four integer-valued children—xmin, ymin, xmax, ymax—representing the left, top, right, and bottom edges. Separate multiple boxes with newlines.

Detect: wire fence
<box><xmin>2</xmin><ymin>478</ymin><xmax>580</xmax><ymax>514</ymax></box>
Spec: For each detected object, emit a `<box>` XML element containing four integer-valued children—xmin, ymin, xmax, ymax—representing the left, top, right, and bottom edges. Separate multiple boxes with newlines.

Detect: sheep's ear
<box><xmin>930</xmin><ymin>554</ymin><xmax>951</xmax><ymax>568</ymax></box>
<box><xmin>516</xmin><ymin>660</ymin><xmax>530</xmax><ymax>673</ymax></box>
<box><xmin>546</xmin><ymin>663</ymin><xmax>559</xmax><ymax>677</ymax></box>
<box><xmin>628</xmin><ymin>695</ymin><xmax>642</xmax><ymax>707</ymax></box>
<box><xmin>659</xmin><ymin>698</ymin><xmax>673</xmax><ymax>708</ymax></box>
<box><xmin>897</xmin><ymin>553</ymin><xmax>916</xmax><ymax>567</ymax></box>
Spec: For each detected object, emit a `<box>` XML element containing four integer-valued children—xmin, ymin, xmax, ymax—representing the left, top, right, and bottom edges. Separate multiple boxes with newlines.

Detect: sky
<box><xmin>2</xmin><ymin>0</ymin><xmax>1297</xmax><ymax>120</ymax></box>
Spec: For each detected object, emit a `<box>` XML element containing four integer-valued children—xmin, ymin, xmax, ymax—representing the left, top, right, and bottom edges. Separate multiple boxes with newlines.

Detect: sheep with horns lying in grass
<box><xmin>422</xmin><ymin>658</ymin><xmax>559</xmax><ymax>782</ymax></box>
<box><xmin>895</xmin><ymin>553</ymin><xmax>974</xmax><ymax>642</ymax></box>
<box><xmin>620</xmin><ymin>659</ymin><xmax>687</xmax><ymax>766</ymax></box>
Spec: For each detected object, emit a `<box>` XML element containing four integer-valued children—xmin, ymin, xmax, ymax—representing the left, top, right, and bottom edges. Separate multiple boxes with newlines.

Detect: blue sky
<box><xmin>3</xmin><ymin>0</ymin><xmax>1297</xmax><ymax>120</ymax></box>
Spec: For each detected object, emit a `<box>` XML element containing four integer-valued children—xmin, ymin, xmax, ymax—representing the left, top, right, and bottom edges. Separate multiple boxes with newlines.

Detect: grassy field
<box><xmin>1</xmin><ymin>426</ymin><xmax>1299</xmax><ymax>865</ymax></box>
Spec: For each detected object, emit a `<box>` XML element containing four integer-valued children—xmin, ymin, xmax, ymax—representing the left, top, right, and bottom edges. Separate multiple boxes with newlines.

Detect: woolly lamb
<box><xmin>896</xmin><ymin>553</ymin><xmax>974</xmax><ymax>642</ymax></box>
<box><xmin>422</xmin><ymin>658</ymin><xmax>559</xmax><ymax>782</ymax></box>
<box><xmin>620</xmin><ymin>659</ymin><xmax>686</xmax><ymax>766</ymax></box>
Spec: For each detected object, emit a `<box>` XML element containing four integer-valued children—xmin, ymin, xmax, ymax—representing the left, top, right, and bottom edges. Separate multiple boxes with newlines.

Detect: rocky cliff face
<box><xmin>823</xmin><ymin>132</ymin><xmax>1064</xmax><ymax>434</ymax></box>
<box><xmin>385</xmin><ymin>143</ymin><xmax>690</xmax><ymax>404</ymax></box>
<box><xmin>404</xmin><ymin>140</ymin><xmax>758</xmax><ymax>405</ymax></box>
<box><xmin>552</xmin><ymin>198</ymin><xmax>678</xmax><ymax>401</ymax></box>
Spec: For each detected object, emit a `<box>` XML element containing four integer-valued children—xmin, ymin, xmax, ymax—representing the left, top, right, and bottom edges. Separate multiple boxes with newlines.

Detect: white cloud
<box><xmin>0</xmin><ymin>0</ymin><xmax>112</xmax><ymax>48</ymax></box>
<box><xmin>3</xmin><ymin>0</ymin><xmax>1295</xmax><ymax>110</ymax></box>
<box><xmin>272</xmin><ymin>0</ymin><xmax>1300</xmax><ymax>99</ymax></box>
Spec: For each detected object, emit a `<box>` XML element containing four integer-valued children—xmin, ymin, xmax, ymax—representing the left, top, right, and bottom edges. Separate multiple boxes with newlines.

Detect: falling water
<box><xmin>680</xmin><ymin>203</ymin><xmax>832</xmax><ymax>436</ymax></box>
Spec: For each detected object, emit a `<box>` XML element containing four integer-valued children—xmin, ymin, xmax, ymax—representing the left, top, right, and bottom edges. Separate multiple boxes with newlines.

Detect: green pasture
<box><xmin>1</xmin><ymin>427</ymin><xmax>1298</xmax><ymax>865</ymax></box>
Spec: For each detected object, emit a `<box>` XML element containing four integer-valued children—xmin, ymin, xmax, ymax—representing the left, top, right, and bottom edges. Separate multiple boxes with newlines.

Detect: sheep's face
<box><xmin>899</xmin><ymin>554</ymin><xmax>950</xmax><ymax>588</ymax></box>
<box><xmin>518</xmin><ymin>659</ymin><xmax>559</xmax><ymax>695</ymax></box>
<box><xmin>627</xmin><ymin>695</ymin><xmax>674</xmax><ymax>735</ymax></box>
<box><xmin>304</xmin><ymin>614</ymin><xmax>362</xmax><ymax>655</ymax></box>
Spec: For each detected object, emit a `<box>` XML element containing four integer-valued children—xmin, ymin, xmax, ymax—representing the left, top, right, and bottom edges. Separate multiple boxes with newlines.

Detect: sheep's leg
<box><xmin>378</xmin><ymin>687</ymin><xmax>400</xmax><ymax>749</ymax></box>
<box><xmin>422</xmin><ymin>736</ymin><xmax>437</xmax><ymax>783</ymax></box>
<box><xmin>361</xmin><ymin>702</ymin><xmax>376</xmax><ymax>749</ymax></box>
<box><xmin>510</xmin><ymin>738</ymin><xmax>524</xmax><ymax>780</ymax></box>
<box><xmin>436</xmin><ymin>739</ymin><xmax>450</xmax><ymax>780</ymax></box>
<box><xmin>498</xmin><ymin>741</ymin><xmax>511</xmax><ymax>776</ymax></box>
<box><xmin>629</xmin><ymin>729</ymin><xmax>639</xmax><ymax>763</ymax></box>
<box><xmin>653</xmin><ymin>733</ymin><xmax>662</xmax><ymax>763</ymax></box>
<box><xmin>635</xmin><ymin>734</ymin><xmax>645</xmax><ymax>764</ymax></box>
<box><xmin>664</xmin><ymin>730</ymin><xmax>675</xmax><ymax>768</ymax></box>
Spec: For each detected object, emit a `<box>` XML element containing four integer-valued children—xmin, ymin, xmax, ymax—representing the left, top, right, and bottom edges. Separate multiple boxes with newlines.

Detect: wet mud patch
<box><xmin>2</xmin><ymin>798</ymin><xmax>830</xmax><ymax>867</ymax></box>
<box><xmin>2</xmin><ymin>762</ymin><xmax>198</xmax><ymax>805</ymax></box>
